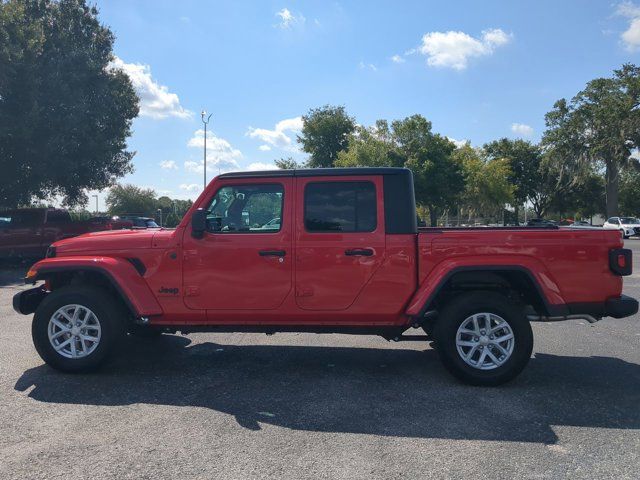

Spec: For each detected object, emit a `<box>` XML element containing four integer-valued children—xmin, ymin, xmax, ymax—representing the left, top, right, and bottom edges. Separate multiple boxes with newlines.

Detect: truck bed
<box><xmin>416</xmin><ymin>226</ymin><xmax>623</xmax><ymax>308</ymax></box>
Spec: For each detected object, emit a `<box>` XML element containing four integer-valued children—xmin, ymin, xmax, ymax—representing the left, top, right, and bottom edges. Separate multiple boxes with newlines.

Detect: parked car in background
<box><xmin>0</xmin><ymin>208</ymin><xmax>114</xmax><ymax>259</ymax></box>
<box><xmin>87</xmin><ymin>216</ymin><xmax>134</xmax><ymax>230</ymax></box>
<box><xmin>603</xmin><ymin>217</ymin><xmax>640</xmax><ymax>238</ymax></box>
<box><xmin>526</xmin><ymin>218</ymin><xmax>557</xmax><ymax>227</ymax></box>
<box><xmin>118</xmin><ymin>216</ymin><xmax>160</xmax><ymax>229</ymax></box>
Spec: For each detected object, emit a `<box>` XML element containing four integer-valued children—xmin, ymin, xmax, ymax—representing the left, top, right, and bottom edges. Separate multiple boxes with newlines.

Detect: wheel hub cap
<box><xmin>455</xmin><ymin>312</ymin><xmax>515</xmax><ymax>370</ymax></box>
<box><xmin>48</xmin><ymin>304</ymin><xmax>101</xmax><ymax>359</ymax></box>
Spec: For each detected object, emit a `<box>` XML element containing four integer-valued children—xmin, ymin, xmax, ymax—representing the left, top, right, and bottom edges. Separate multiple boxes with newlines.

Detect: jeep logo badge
<box><xmin>158</xmin><ymin>287</ymin><xmax>179</xmax><ymax>295</ymax></box>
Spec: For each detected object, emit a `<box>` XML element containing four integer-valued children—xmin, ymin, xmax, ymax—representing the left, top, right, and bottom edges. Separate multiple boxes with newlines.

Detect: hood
<box><xmin>53</xmin><ymin>228</ymin><xmax>176</xmax><ymax>254</ymax></box>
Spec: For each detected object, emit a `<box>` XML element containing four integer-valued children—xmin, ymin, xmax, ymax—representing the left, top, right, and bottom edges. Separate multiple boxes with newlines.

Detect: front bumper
<box><xmin>605</xmin><ymin>294</ymin><xmax>639</xmax><ymax>318</ymax></box>
<box><xmin>12</xmin><ymin>286</ymin><xmax>47</xmax><ymax>315</ymax></box>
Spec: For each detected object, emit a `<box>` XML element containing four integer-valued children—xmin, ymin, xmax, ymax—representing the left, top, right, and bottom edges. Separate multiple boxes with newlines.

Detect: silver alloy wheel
<box><xmin>47</xmin><ymin>304</ymin><xmax>102</xmax><ymax>359</ymax></box>
<box><xmin>455</xmin><ymin>312</ymin><xmax>515</xmax><ymax>370</ymax></box>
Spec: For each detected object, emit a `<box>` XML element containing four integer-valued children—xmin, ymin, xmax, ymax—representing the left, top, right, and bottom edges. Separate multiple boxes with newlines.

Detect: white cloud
<box><xmin>246</xmin><ymin>162</ymin><xmax>278</xmax><ymax>171</ymax></box>
<box><xmin>247</xmin><ymin>116</ymin><xmax>303</xmax><ymax>152</ymax></box>
<box><xmin>418</xmin><ymin>28</ymin><xmax>511</xmax><ymax>70</ymax></box>
<box><xmin>259</xmin><ymin>145</ymin><xmax>272</xmax><ymax>151</ymax></box>
<box><xmin>390</xmin><ymin>54</ymin><xmax>405</xmax><ymax>64</ymax></box>
<box><xmin>179</xmin><ymin>183</ymin><xmax>201</xmax><ymax>193</ymax></box>
<box><xmin>109</xmin><ymin>57</ymin><xmax>191</xmax><ymax>119</ymax></box>
<box><xmin>276</xmin><ymin>8</ymin><xmax>305</xmax><ymax>28</ymax></box>
<box><xmin>187</xmin><ymin>129</ymin><xmax>243</xmax><ymax>173</ymax></box>
<box><xmin>447</xmin><ymin>136</ymin><xmax>469</xmax><ymax>148</ymax></box>
<box><xmin>616</xmin><ymin>2</ymin><xmax>640</xmax><ymax>50</ymax></box>
<box><xmin>159</xmin><ymin>160</ymin><xmax>178</xmax><ymax>170</ymax></box>
<box><xmin>358</xmin><ymin>61</ymin><xmax>378</xmax><ymax>71</ymax></box>
<box><xmin>511</xmin><ymin>123</ymin><xmax>534</xmax><ymax>137</ymax></box>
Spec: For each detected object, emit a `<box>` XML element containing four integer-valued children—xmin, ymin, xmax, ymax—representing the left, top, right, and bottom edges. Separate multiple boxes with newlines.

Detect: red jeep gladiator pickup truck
<box><xmin>13</xmin><ymin>168</ymin><xmax>639</xmax><ymax>385</ymax></box>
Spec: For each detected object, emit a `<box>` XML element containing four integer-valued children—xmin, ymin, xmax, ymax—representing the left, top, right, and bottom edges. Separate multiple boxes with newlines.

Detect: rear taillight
<box><xmin>609</xmin><ymin>248</ymin><xmax>632</xmax><ymax>276</ymax></box>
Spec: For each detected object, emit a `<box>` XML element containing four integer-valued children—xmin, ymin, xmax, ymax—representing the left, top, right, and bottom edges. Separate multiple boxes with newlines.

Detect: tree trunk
<box><xmin>429</xmin><ymin>207</ymin><xmax>438</xmax><ymax>227</ymax></box>
<box><xmin>605</xmin><ymin>160</ymin><xmax>619</xmax><ymax>218</ymax></box>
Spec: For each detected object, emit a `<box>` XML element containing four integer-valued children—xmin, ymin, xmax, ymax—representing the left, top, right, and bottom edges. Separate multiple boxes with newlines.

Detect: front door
<box><xmin>182</xmin><ymin>178</ymin><xmax>293</xmax><ymax>310</ymax></box>
<box><xmin>294</xmin><ymin>176</ymin><xmax>386</xmax><ymax>310</ymax></box>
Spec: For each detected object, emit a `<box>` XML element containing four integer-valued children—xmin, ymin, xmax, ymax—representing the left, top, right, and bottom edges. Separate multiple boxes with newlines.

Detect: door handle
<box><xmin>259</xmin><ymin>250</ymin><xmax>286</xmax><ymax>257</ymax></box>
<box><xmin>345</xmin><ymin>248</ymin><xmax>374</xmax><ymax>256</ymax></box>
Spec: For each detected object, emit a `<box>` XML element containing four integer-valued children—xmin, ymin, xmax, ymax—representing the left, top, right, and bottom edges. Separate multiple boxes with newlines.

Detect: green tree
<box><xmin>483</xmin><ymin>139</ymin><xmax>541</xmax><ymax>220</ymax></box>
<box><xmin>543</xmin><ymin>64</ymin><xmax>640</xmax><ymax>217</ymax></box>
<box><xmin>106</xmin><ymin>184</ymin><xmax>157</xmax><ymax>217</ymax></box>
<box><xmin>619</xmin><ymin>167</ymin><xmax>640</xmax><ymax>216</ymax></box>
<box><xmin>454</xmin><ymin>144</ymin><xmax>514</xmax><ymax>220</ymax></box>
<box><xmin>393</xmin><ymin>115</ymin><xmax>464</xmax><ymax>226</ymax></box>
<box><xmin>336</xmin><ymin>114</ymin><xmax>464</xmax><ymax>226</ymax></box>
<box><xmin>274</xmin><ymin>157</ymin><xmax>301</xmax><ymax>169</ymax></box>
<box><xmin>0</xmin><ymin>0</ymin><xmax>139</xmax><ymax>209</ymax></box>
<box><xmin>336</xmin><ymin>121</ymin><xmax>405</xmax><ymax>168</ymax></box>
<box><xmin>298</xmin><ymin>105</ymin><xmax>355</xmax><ymax>168</ymax></box>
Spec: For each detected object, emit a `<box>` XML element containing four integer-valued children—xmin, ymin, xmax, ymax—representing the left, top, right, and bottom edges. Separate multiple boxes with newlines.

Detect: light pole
<box><xmin>92</xmin><ymin>194</ymin><xmax>98</xmax><ymax>214</ymax></box>
<box><xmin>201</xmin><ymin>110</ymin><xmax>213</xmax><ymax>189</ymax></box>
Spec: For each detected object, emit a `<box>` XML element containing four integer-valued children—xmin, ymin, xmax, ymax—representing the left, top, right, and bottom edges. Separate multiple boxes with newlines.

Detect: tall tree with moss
<box><xmin>298</xmin><ymin>105</ymin><xmax>355</xmax><ymax>168</ymax></box>
<box><xmin>0</xmin><ymin>0</ymin><xmax>139</xmax><ymax>208</ymax></box>
<box><xmin>543</xmin><ymin>64</ymin><xmax>640</xmax><ymax>217</ymax></box>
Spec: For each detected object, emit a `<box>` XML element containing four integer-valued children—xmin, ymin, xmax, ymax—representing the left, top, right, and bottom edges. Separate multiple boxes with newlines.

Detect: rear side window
<box><xmin>304</xmin><ymin>181</ymin><xmax>376</xmax><ymax>233</ymax></box>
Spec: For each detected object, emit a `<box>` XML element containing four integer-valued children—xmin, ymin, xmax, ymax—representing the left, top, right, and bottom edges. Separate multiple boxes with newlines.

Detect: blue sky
<box><xmin>89</xmin><ymin>0</ymin><xmax>640</xmax><ymax>208</ymax></box>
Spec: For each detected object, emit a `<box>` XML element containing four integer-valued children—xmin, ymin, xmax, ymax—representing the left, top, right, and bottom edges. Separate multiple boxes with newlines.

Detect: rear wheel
<box><xmin>434</xmin><ymin>291</ymin><xmax>533</xmax><ymax>386</ymax></box>
<box><xmin>32</xmin><ymin>286</ymin><xmax>125</xmax><ymax>372</ymax></box>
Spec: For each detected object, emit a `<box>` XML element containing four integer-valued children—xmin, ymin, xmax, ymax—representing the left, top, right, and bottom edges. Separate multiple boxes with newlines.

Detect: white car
<box><xmin>603</xmin><ymin>216</ymin><xmax>640</xmax><ymax>238</ymax></box>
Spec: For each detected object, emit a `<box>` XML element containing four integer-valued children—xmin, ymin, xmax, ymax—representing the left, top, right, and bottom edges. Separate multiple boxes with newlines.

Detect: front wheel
<box><xmin>32</xmin><ymin>286</ymin><xmax>125</xmax><ymax>372</ymax></box>
<box><xmin>434</xmin><ymin>291</ymin><xmax>533</xmax><ymax>386</ymax></box>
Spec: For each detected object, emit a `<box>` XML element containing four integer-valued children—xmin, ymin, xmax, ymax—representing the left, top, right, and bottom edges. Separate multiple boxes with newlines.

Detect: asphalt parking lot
<box><xmin>1</xmin><ymin>243</ymin><xmax>639</xmax><ymax>480</ymax></box>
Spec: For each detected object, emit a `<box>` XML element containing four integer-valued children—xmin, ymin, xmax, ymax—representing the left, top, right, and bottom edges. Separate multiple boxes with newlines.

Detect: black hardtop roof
<box><xmin>218</xmin><ymin>167</ymin><xmax>410</xmax><ymax>179</ymax></box>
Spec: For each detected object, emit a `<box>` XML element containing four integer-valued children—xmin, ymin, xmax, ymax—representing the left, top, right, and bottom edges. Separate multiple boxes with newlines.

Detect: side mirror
<box><xmin>191</xmin><ymin>208</ymin><xmax>207</xmax><ymax>239</ymax></box>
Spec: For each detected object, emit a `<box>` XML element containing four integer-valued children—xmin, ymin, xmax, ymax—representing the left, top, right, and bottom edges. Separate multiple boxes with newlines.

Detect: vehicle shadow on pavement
<box><xmin>14</xmin><ymin>335</ymin><xmax>640</xmax><ymax>444</ymax></box>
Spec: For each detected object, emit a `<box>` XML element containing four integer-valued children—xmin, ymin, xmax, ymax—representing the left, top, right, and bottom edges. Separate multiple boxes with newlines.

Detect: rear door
<box><xmin>294</xmin><ymin>176</ymin><xmax>386</xmax><ymax>310</ymax></box>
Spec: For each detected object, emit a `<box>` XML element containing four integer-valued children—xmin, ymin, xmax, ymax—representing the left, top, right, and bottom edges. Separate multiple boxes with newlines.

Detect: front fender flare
<box><xmin>29</xmin><ymin>256</ymin><xmax>163</xmax><ymax>317</ymax></box>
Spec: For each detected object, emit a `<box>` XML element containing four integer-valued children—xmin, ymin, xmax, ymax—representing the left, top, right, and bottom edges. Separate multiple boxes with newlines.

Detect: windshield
<box><xmin>620</xmin><ymin>217</ymin><xmax>640</xmax><ymax>224</ymax></box>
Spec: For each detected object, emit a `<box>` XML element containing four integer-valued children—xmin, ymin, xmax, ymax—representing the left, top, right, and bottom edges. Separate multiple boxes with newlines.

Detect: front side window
<box><xmin>205</xmin><ymin>184</ymin><xmax>284</xmax><ymax>233</ymax></box>
<box><xmin>304</xmin><ymin>181</ymin><xmax>376</xmax><ymax>232</ymax></box>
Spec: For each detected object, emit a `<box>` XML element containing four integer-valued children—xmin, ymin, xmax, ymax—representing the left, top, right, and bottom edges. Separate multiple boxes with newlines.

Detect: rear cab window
<box><xmin>304</xmin><ymin>181</ymin><xmax>377</xmax><ymax>233</ymax></box>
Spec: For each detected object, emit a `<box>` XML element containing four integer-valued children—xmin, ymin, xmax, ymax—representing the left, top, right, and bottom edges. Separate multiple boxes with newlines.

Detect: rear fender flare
<box><xmin>405</xmin><ymin>256</ymin><xmax>567</xmax><ymax>318</ymax></box>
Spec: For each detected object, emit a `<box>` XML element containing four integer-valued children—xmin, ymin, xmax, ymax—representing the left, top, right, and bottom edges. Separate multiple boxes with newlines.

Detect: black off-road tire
<box><xmin>434</xmin><ymin>291</ymin><xmax>533</xmax><ymax>386</ymax></box>
<box><xmin>32</xmin><ymin>286</ymin><xmax>126</xmax><ymax>373</ymax></box>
